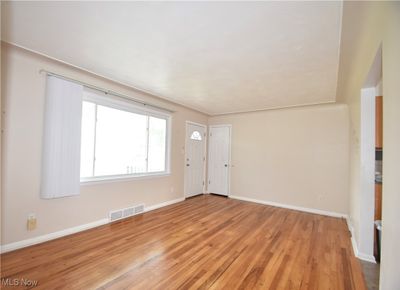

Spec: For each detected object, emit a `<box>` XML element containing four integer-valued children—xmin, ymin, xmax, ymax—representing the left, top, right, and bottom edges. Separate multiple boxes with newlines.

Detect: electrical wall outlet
<box><xmin>27</xmin><ymin>214</ymin><xmax>37</xmax><ymax>231</ymax></box>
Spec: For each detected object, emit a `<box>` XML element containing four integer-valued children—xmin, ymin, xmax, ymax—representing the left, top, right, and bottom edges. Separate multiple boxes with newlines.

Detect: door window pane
<box><xmin>190</xmin><ymin>131</ymin><xmax>202</xmax><ymax>141</ymax></box>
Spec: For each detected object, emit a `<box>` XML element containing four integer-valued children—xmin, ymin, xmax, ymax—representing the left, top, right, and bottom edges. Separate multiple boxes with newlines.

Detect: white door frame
<box><xmin>184</xmin><ymin>121</ymin><xmax>207</xmax><ymax>198</ymax></box>
<box><xmin>359</xmin><ymin>88</ymin><xmax>377</xmax><ymax>263</ymax></box>
<box><xmin>207</xmin><ymin>124</ymin><xmax>232</xmax><ymax>197</ymax></box>
<box><xmin>355</xmin><ymin>46</ymin><xmax>382</xmax><ymax>263</ymax></box>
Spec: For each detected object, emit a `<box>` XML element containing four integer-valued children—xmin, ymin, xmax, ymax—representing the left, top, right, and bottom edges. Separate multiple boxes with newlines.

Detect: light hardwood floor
<box><xmin>1</xmin><ymin>195</ymin><xmax>366</xmax><ymax>289</ymax></box>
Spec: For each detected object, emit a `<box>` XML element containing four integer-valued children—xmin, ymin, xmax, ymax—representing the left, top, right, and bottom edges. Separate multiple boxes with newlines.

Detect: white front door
<box><xmin>208</xmin><ymin>125</ymin><xmax>231</xmax><ymax>196</ymax></box>
<box><xmin>185</xmin><ymin>122</ymin><xmax>206</xmax><ymax>198</ymax></box>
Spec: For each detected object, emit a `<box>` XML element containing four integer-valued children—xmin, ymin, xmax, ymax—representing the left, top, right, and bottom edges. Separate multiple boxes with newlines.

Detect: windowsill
<box><xmin>80</xmin><ymin>172</ymin><xmax>171</xmax><ymax>186</ymax></box>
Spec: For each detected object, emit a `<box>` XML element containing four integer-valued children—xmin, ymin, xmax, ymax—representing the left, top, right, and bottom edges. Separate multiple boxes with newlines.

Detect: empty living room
<box><xmin>1</xmin><ymin>1</ymin><xmax>399</xmax><ymax>289</ymax></box>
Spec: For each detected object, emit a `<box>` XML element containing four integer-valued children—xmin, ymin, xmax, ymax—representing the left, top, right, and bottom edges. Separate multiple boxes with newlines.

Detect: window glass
<box><xmin>80</xmin><ymin>102</ymin><xmax>96</xmax><ymax>178</ymax></box>
<box><xmin>94</xmin><ymin>105</ymin><xmax>147</xmax><ymax>176</ymax></box>
<box><xmin>80</xmin><ymin>98</ymin><xmax>169</xmax><ymax>180</ymax></box>
<box><xmin>148</xmin><ymin>117</ymin><xmax>167</xmax><ymax>172</ymax></box>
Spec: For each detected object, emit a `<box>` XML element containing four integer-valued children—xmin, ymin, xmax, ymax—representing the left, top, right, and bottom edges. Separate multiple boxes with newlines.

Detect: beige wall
<box><xmin>1</xmin><ymin>43</ymin><xmax>208</xmax><ymax>245</ymax></box>
<box><xmin>209</xmin><ymin>103</ymin><xmax>349</xmax><ymax>214</ymax></box>
<box><xmin>1</xmin><ymin>43</ymin><xmax>351</xmax><ymax>248</ymax></box>
<box><xmin>2</xmin><ymin>4</ymin><xmax>399</xmax><ymax>287</ymax></box>
<box><xmin>336</xmin><ymin>2</ymin><xmax>400</xmax><ymax>289</ymax></box>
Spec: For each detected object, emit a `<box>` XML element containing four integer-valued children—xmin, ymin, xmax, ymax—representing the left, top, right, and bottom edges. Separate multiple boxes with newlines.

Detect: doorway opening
<box><xmin>359</xmin><ymin>45</ymin><xmax>382</xmax><ymax>289</ymax></box>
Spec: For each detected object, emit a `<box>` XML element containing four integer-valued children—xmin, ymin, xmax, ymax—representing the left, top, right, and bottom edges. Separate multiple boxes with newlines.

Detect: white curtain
<box><xmin>41</xmin><ymin>76</ymin><xmax>83</xmax><ymax>199</ymax></box>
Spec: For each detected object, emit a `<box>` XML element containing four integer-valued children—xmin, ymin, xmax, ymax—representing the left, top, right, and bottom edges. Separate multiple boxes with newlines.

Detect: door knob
<box><xmin>224</xmin><ymin>164</ymin><xmax>228</xmax><ymax>167</ymax></box>
<box><xmin>186</xmin><ymin>164</ymin><xmax>190</xmax><ymax>167</ymax></box>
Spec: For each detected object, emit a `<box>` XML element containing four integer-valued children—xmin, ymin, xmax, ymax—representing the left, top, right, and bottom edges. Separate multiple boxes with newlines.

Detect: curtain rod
<box><xmin>39</xmin><ymin>69</ymin><xmax>175</xmax><ymax>113</ymax></box>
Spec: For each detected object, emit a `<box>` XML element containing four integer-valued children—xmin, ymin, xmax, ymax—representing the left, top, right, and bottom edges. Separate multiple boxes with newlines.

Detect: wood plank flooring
<box><xmin>1</xmin><ymin>195</ymin><xmax>366</xmax><ymax>290</ymax></box>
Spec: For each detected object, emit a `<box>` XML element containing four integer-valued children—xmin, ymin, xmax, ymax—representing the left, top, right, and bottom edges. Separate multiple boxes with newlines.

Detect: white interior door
<box><xmin>185</xmin><ymin>123</ymin><xmax>206</xmax><ymax>198</ymax></box>
<box><xmin>208</xmin><ymin>125</ymin><xmax>231</xmax><ymax>196</ymax></box>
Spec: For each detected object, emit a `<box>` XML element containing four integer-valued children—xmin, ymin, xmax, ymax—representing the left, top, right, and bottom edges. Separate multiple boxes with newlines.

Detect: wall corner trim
<box><xmin>346</xmin><ymin>217</ymin><xmax>377</xmax><ymax>263</ymax></box>
<box><xmin>0</xmin><ymin>197</ymin><xmax>185</xmax><ymax>254</ymax></box>
<box><xmin>229</xmin><ymin>195</ymin><xmax>348</xmax><ymax>218</ymax></box>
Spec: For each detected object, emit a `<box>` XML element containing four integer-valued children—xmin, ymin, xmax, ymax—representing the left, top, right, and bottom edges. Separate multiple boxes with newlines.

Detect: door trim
<box><xmin>184</xmin><ymin>121</ymin><xmax>207</xmax><ymax>198</ymax></box>
<box><xmin>208</xmin><ymin>124</ymin><xmax>232</xmax><ymax>197</ymax></box>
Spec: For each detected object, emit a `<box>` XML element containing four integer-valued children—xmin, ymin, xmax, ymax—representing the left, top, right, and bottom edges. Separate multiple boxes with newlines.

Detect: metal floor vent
<box><xmin>109</xmin><ymin>204</ymin><xmax>145</xmax><ymax>222</ymax></box>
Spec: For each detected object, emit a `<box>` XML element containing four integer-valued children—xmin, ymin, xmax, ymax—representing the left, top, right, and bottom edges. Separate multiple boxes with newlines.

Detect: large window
<box><xmin>80</xmin><ymin>91</ymin><xmax>169</xmax><ymax>182</ymax></box>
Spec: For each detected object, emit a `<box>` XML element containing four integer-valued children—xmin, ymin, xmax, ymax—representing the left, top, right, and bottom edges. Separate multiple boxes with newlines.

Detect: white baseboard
<box><xmin>0</xmin><ymin>197</ymin><xmax>185</xmax><ymax>254</ymax></box>
<box><xmin>2</xmin><ymin>195</ymin><xmax>376</xmax><ymax>264</ymax></box>
<box><xmin>231</xmin><ymin>195</ymin><xmax>377</xmax><ymax>263</ymax></box>
<box><xmin>346</xmin><ymin>217</ymin><xmax>376</xmax><ymax>263</ymax></box>
<box><xmin>229</xmin><ymin>195</ymin><xmax>348</xmax><ymax>218</ymax></box>
<box><xmin>0</xmin><ymin>218</ymin><xmax>109</xmax><ymax>254</ymax></box>
<box><xmin>357</xmin><ymin>251</ymin><xmax>376</xmax><ymax>263</ymax></box>
<box><xmin>144</xmin><ymin>197</ymin><xmax>185</xmax><ymax>212</ymax></box>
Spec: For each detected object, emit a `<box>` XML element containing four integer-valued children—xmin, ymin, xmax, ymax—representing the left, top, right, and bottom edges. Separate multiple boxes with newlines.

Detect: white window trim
<box><xmin>81</xmin><ymin>172</ymin><xmax>171</xmax><ymax>186</ymax></box>
<box><xmin>81</xmin><ymin>88</ymin><xmax>172</xmax><ymax>183</ymax></box>
<box><xmin>84</xmin><ymin>87</ymin><xmax>171</xmax><ymax>119</ymax></box>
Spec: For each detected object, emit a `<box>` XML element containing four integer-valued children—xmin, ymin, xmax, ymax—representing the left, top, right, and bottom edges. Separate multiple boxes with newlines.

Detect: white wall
<box><xmin>209</xmin><ymin>104</ymin><xmax>350</xmax><ymax>214</ymax></box>
<box><xmin>336</xmin><ymin>2</ymin><xmax>400</xmax><ymax>289</ymax></box>
<box><xmin>1</xmin><ymin>43</ymin><xmax>208</xmax><ymax>245</ymax></box>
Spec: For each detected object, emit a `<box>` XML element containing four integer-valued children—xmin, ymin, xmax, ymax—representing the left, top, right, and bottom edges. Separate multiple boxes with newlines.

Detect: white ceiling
<box><xmin>2</xmin><ymin>1</ymin><xmax>342</xmax><ymax>115</ymax></box>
